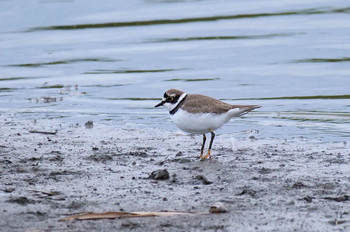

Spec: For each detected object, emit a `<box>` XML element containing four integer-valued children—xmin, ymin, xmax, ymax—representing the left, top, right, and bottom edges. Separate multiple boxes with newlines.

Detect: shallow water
<box><xmin>0</xmin><ymin>0</ymin><xmax>349</xmax><ymax>141</ymax></box>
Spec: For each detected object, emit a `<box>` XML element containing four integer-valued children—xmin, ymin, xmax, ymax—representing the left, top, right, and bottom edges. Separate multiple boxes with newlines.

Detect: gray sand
<box><xmin>1</xmin><ymin>115</ymin><xmax>350</xmax><ymax>231</ymax></box>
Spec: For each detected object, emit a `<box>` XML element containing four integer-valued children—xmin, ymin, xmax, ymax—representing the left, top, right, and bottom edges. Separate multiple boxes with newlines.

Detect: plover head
<box><xmin>155</xmin><ymin>89</ymin><xmax>186</xmax><ymax>112</ymax></box>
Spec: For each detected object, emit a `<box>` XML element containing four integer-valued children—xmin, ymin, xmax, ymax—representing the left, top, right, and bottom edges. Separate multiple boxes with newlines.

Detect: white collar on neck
<box><xmin>168</xmin><ymin>93</ymin><xmax>187</xmax><ymax>112</ymax></box>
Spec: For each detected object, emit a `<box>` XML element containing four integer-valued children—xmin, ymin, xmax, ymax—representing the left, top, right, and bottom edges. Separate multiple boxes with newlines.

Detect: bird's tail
<box><xmin>229</xmin><ymin>105</ymin><xmax>261</xmax><ymax>117</ymax></box>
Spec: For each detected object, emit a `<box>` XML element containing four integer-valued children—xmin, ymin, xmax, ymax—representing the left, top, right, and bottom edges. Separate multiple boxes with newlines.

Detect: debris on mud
<box><xmin>328</xmin><ymin>220</ymin><xmax>347</xmax><ymax>226</ymax></box>
<box><xmin>59</xmin><ymin>211</ymin><xmax>208</xmax><ymax>221</ymax></box>
<box><xmin>323</xmin><ymin>195</ymin><xmax>349</xmax><ymax>202</ymax></box>
<box><xmin>29</xmin><ymin>130</ymin><xmax>57</xmax><ymax>135</ymax></box>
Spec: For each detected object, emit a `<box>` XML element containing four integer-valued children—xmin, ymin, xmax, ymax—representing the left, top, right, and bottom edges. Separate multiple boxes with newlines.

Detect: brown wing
<box><xmin>182</xmin><ymin>94</ymin><xmax>260</xmax><ymax>114</ymax></box>
<box><xmin>182</xmin><ymin>94</ymin><xmax>234</xmax><ymax>114</ymax></box>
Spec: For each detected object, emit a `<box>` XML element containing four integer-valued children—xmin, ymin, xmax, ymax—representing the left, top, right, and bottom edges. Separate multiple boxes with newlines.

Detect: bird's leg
<box><xmin>199</xmin><ymin>134</ymin><xmax>206</xmax><ymax>159</ymax></box>
<box><xmin>203</xmin><ymin>131</ymin><xmax>215</xmax><ymax>159</ymax></box>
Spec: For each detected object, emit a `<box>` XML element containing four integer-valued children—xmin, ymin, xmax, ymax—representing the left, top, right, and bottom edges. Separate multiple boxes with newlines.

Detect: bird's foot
<box><xmin>201</xmin><ymin>149</ymin><xmax>211</xmax><ymax>160</ymax></box>
<box><xmin>199</xmin><ymin>153</ymin><xmax>203</xmax><ymax>159</ymax></box>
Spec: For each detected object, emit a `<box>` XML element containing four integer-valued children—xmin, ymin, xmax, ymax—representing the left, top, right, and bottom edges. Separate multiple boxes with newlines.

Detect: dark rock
<box><xmin>236</xmin><ymin>189</ymin><xmax>257</xmax><ymax>197</ymax></box>
<box><xmin>149</xmin><ymin>169</ymin><xmax>169</xmax><ymax>180</ymax></box>
<box><xmin>175</xmin><ymin>151</ymin><xmax>183</xmax><ymax>156</ymax></box>
<box><xmin>249</xmin><ymin>135</ymin><xmax>256</xmax><ymax>140</ymax></box>
<box><xmin>195</xmin><ymin>175</ymin><xmax>213</xmax><ymax>185</ymax></box>
<box><xmin>3</xmin><ymin>188</ymin><xmax>15</xmax><ymax>193</ymax></box>
<box><xmin>303</xmin><ymin>196</ymin><xmax>314</xmax><ymax>203</ymax></box>
<box><xmin>0</xmin><ymin>159</ymin><xmax>12</xmax><ymax>164</ymax></box>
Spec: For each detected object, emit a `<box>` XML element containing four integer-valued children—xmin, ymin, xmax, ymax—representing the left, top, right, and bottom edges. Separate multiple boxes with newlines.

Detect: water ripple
<box><xmin>164</xmin><ymin>77</ymin><xmax>219</xmax><ymax>82</ymax></box>
<box><xmin>84</xmin><ymin>69</ymin><xmax>177</xmax><ymax>74</ymax></box>
<box><xmin>26</xmin><ymin>7</ymin><xmax>350</xmax><ymax>32</ymax></box>
<box><xmin>150</xmin><ymin>33</ymin><xmax>298</xmax><ymax>43</ymax></box>
<box><xmin>292</xmin><ymin>57</ymin><xmax>350</xmax><ymax>63</ymax></box>
<box><xmin>7</xmin><ymin>58</ymin><xmax>116</xmax><ymax>67</ymax></box>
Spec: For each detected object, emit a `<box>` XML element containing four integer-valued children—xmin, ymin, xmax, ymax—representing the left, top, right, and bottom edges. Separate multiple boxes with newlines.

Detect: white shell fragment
<box><xmin>209</xmin><ymin>202</ymin><xmax>228</xmax><ymax>213</ymax></box>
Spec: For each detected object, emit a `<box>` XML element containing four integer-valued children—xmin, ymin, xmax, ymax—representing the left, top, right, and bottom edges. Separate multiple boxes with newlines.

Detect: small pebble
<box><xmin>175</xmin><ymin>151</ymin><xmax>183</xmax><ymax>157</ymax></box>
<box><xmin>149</xmin><ymin>169</ymin><xmax>169</xmax><ymax>180</ymax></box>
<box><xmin>196</xmin><ymin>175</ymin><xmax>213</xmax><ymax>185</ymax></box>
<box><xmin>209</xmin><ymin>202</ymin><xmax>228</xmax><ymax>213</ymax></box>
<box><xmin>85</xmin><ymin>121</ymin><xmax>94</xmax><ymax>129</ymax></box>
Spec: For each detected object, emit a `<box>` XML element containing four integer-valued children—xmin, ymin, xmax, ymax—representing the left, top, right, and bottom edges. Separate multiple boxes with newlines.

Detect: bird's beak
<box><xmin>155</xmin><ymin>100</ymin><xmax>165</xmax><ymax>108</ymax></box>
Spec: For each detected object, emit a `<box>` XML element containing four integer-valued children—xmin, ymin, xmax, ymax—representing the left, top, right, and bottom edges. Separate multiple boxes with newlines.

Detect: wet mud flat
<box><xmin>0</xmin><ymin>115</ymin><xmax>350</xmax><ymax>232</ymax></box>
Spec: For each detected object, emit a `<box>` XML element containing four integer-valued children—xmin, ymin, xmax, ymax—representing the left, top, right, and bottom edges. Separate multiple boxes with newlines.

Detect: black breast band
<box><xmin>170</xmin><ymin>95</ymin><xmax>187</xmax><ymax>115</ymax></box>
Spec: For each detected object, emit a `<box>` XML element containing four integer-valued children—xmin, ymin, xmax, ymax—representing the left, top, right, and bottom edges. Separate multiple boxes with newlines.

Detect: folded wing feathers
<box><xmin>230</xmin><ymin>105</ymin><xmax>261</xmax><ymax>117</ymax></box>
<box><xmin>182</xmin><ymin>94</ymin><xmax>260</xmax><ymax>115</ymax></box>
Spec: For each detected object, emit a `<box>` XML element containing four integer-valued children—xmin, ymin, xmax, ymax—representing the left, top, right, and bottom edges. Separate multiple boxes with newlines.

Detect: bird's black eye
<box><xmin>166</xmin><ymin>96</ymin><xmax>173</xmax><ymax>102</ymax></box>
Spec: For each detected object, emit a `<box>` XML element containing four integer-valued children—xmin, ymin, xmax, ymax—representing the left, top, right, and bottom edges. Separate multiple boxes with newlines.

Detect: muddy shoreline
<box><xmin>1</xmin><ymin>115</ymin><xmax>350</xmax><ymax>231</ymax></box>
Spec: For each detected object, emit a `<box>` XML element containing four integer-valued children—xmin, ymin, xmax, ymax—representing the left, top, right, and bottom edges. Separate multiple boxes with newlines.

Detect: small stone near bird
<box><xmin>149</xmin><ymin>169</ymin><xmax>169</xmax><ymax>180</ymax></box>
<box><xmin>196</xmin><ymin>175</ymin><xmax>213</xmax><ymax>185</ymax></box>
<box><xmin>85</xmin><ymin>121</ymin><xmax>94</xmax><ymax>129</ymax></box>
<box><xmin>209</xmin><ymin>202</ymin><xmax>228</xmax><ymax>213</ymax></box>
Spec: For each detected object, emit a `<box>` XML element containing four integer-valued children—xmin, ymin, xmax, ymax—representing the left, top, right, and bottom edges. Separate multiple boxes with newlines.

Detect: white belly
<box><xmin>170</xmin><ymin>109</ymin><xmax>233</xmax><ymax>134</ymax></box>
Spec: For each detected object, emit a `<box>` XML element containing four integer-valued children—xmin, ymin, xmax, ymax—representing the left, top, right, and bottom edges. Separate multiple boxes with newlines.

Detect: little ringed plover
<box><xmin>155</xmin><ymin>89</ymin><xmax>261</xmax><ymax>159</ymax></box>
